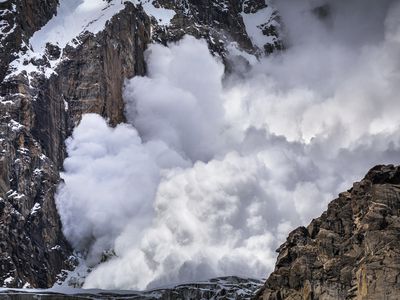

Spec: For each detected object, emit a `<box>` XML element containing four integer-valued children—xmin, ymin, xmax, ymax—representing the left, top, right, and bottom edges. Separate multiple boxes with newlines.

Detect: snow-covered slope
<box><xmin>5</xmin><ymin>0</ymin><xmax>177</xmax><ymax>82</ymax></box>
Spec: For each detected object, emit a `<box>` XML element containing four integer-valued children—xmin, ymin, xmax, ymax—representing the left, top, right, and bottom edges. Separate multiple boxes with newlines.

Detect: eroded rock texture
<box><xmin>257</xmin><ymin>165</ymin><xmax>400</xmax><ymax>300</ymax></box>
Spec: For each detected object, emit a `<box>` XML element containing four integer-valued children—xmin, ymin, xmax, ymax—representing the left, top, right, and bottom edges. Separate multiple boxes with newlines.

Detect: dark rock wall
<box><xmin>0</xmin><ymin>112</ymin><xmax>72</xmax><ymax>288</ymax></box>
<box><xmin>257</xmin><ymin>165</ymin><xmax>400</xmax><ymax>300</ymax></box>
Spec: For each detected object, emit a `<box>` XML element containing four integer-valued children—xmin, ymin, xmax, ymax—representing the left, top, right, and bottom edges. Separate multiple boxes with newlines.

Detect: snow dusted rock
<box><xmin>0</xmin><ymin>0</ymin><xmax>59</xmax><ymax>82</ymax></box>
<box><xmin>0</xmin><ymin>118</ymin><xmax>73</xmax><ymax>288</ymax></box>
<box><xmin>151</xmin><ymin>0</ymin><xmax>283</xmax><ymax>57</ymax></box>
<box><xmin>0</xmin><ymin>0</ymin><xmax>75</xmax><ymax>282</ymax></box>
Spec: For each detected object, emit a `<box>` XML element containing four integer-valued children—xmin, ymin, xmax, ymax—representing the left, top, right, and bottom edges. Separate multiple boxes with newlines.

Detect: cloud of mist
<box><xmin>124</xmin><ymin>38</ymin><xmax>226</xmax><ymax>162</ymax></box>
<box><xmin>57</xmin><ymin>0</ymin><xmax>400</xmax><ymax>291</ymax></box>
<box><xmin>56</xmin><ymin>114</ymin><xmax>188</xmax><ymax>264</ymax></box>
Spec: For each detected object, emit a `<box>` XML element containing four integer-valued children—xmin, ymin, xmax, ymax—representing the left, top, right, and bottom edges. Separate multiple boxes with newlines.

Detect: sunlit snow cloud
<box><xmin>56</xmin><ymin>0</ymin><xmax>400</xmax><ymax>291</ymax></box>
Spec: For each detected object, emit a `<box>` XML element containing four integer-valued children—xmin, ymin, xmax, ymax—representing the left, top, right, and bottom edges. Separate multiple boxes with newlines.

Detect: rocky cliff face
<box><xmin>0</xmin><ymin>0</ymin><xmax>68</xmax><ymax>289</ymax></box>
<box><xmin>0</xmin><ymin>0</ymin><xmax>281</xmax><ymax>289</ymax></box>
<box><xmin>0</xmin><ymin>0</ymin><xmax>151</xmax><ymax>288</ymax></box>
<box><xmin>257</xmin><ymin>165</ymin><xmax>400</xmax><ymax>300</ymax></box>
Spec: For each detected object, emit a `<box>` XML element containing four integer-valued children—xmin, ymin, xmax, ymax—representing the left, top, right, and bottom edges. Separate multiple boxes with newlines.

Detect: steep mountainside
<box><xmin>257</xmin><ymin>165</ymin><xmax>400</xmax><ymax>300</ymax></box>
<box><xmin>0</xmin><ymin>0</ymin><xmax>281</xmax><ymax>289</ymax></box>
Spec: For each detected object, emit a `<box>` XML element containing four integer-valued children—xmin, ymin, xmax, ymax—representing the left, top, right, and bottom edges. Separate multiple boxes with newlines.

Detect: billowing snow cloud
<box><xmin>57</xmin><ymin>0</ymin><xmax>400</xmax><ymax>291</ymax></box>
<box><xmin>56</xmin><ymin>114</ymin><xmax>188</xmax><ymax>264</ymax></box>
<box><xmin>124</xmin><ymin>38</ymin><xmax>226</xmax><ymax>162</ymax></box>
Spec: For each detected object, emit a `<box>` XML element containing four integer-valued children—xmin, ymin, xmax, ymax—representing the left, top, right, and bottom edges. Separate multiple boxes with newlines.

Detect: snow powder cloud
<box><xmin>56</xmin><ymin>0</ymin><xmax>400</xmax><ymax>291</ymax></box>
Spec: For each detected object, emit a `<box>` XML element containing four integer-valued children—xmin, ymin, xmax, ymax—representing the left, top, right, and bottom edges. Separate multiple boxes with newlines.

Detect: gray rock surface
<box><xmin>257</xmin><ymin>165</ymin><xmax>400</xmax><ymax>300</ymax></box>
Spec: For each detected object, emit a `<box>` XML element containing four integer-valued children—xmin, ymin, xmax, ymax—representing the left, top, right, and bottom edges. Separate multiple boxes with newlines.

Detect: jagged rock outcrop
<box><xmin>257</xmin><ymin>165</ymin><xmax>400</xmax><ymax>300</ymax></box>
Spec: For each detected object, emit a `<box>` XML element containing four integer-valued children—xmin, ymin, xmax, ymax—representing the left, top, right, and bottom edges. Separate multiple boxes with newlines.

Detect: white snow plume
<box><xmin>124</xmin><ymin>37</ymin><xmax>226</xmax><ymax>162</ymax></box>
<box><xmin>57</xmin><ymin>0</ymin><xmax>400</xmax><ymax>291</ymax></box>
<box><xmin>56</xmin><ymin>114</ymin><xmax>188</xmax><ymax>264</ymax></box>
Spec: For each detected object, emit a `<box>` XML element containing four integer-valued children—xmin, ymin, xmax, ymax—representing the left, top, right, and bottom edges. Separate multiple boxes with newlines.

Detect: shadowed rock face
<box><xmin>0</xmin><ymin>120</ymin><xmax>72</xmax><ymax>288</ymax></box>
<box><xmin>257</xmin><ymin>165</ymin><xmax>400</xmax><ymax>300</ymax></box>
